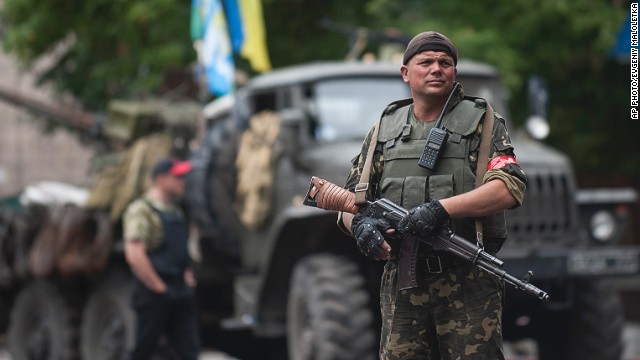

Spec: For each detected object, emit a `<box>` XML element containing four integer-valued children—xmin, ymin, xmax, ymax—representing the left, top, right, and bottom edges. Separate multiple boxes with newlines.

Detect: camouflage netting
<box><xmin>85</xmin><ymin>133</ymin><xmax>173</xmax><ymax>221</ymax></box>
<box><xmin>235</xmin><ymin>111</ymin><xmax>281</xmax><ymax>230</ymax></box>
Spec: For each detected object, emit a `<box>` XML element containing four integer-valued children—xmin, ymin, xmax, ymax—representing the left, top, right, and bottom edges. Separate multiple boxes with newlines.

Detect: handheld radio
<box><xmin>418</xmin><ymin>82</ymin><xmax>460</xmax><ymax>170</ymax></box>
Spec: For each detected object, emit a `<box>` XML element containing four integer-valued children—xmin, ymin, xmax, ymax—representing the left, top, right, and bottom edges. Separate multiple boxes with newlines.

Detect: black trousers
<box><xmin>127</xmin><ymin>282</ymin><xmax>199</xmax><ymax>360</ymax></box>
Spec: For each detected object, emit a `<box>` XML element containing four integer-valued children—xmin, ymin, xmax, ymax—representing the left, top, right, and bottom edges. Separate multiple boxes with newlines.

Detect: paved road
<box><xmin>502</xmin><ymin>322</ymin><xmax>640</xmax><ymax>360</ymax></box>
<box><xmin>1</xmin><ymin>323</ymin><xmax>639</xmax><ymax>360</ymax></box>
<box><xmin>0</xmin><ymin>335</ymin><xmax>238</xmax><ymax>360</ymax></box>
<box><xmin>622</xmin><ymin>322</ymin><xmax>640</xmax><ymax>360</ymax></box>
<box><xmin>0</xmin><ymin>350</ymin><xmax>238</xmax><ymax>360</ymax></box>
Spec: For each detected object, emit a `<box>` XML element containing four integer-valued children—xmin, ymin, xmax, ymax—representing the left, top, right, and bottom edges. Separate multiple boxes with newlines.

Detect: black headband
<box><xmin>403</xmin><ymin>31</ymin><xmax>458</xmax><ymax>65</ymax></box>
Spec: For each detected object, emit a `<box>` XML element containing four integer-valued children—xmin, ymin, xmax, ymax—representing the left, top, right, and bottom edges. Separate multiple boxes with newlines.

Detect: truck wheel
<box><xmin>287</xmin><ymin>254</ymin><xmax>376</xmax><ymax>360</ymax></box>
<box><xmin>81</xmin><ymin>273</ymin><xmax>134</xmax><ymax>360</ymax></box>
<box><xmin>537</xmin><ymin>279</ymin><xmax>624</xmax><ymax>360</ymax></box>
<box><xmin>564</xmin><ymin>279</ymin><xmax>624</xmax><ymax>360</ymax></box>
<box><xmin>8</xmin><ymin>281</ymin><xmax>79</xmax><ymax>360</ymax></box>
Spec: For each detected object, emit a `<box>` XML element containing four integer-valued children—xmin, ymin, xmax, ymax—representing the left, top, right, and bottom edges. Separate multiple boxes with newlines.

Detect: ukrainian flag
<box><xmin>191</xmin><ymin>0</ymin><xmax>235</xmax><ymax>96</ymax></box>
<box><xmin>238</xmin><ymin>0</ymin><xmax>272</xmax><ymax>73</ymax></box>
<box><xmin>223</xmin><ymin>0</ymin><xmax>245</xmax><ymax>54</ymax></box>
<box><xmin>191</xmin><ymin>0</ymin><xmax>271</xmax><ymax>96</ymax></box>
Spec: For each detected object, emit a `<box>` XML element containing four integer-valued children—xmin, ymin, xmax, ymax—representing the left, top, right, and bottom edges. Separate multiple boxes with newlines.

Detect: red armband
<box><xmin>488</xmin><ymin>155</ymin><xmax>518</xmax><ymax>170</ymax></box>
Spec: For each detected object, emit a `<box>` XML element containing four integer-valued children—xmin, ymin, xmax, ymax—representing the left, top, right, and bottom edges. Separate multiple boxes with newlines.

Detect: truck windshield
<box><xmin>311</xmin><ymin>75</ymin><xmax>508</xmax><ymax>142</ymax></box>
<box><xmin>312</xmin><ymin>77</ymin><xmax>410</xmax><ymax>142</ymax></box>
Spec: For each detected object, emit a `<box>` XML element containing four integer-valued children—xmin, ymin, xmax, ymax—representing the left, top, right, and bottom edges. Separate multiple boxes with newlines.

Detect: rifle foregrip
<box><xmin>308</xmin><ymin>177</ymin><xmax>359</xmax><ymax>214</ymax></box>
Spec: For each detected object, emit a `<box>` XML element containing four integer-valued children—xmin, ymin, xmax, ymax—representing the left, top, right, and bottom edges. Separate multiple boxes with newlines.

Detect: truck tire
<box><xmin>536</xmin><ymin>279</ymin><xmax>624</xmax><ymax>360</ymax></box>
<box><xmin>287</xmin><ymin>254</ymin><xmax>376</xmax><ymax>360</ymax></box>
<box><xmin>8</xmin><ymin>281</ymin><xmax>79</xmax><ymax>360</ymax></box>
<box><xmin>564</xmin><ymin>279</ymin><xmax>623</xmax><ymax>360</ymax></box>
<box><xmin>80</xmin><ymin>273</ymin><xmax>134</xmax><ymax>360</ymax></box>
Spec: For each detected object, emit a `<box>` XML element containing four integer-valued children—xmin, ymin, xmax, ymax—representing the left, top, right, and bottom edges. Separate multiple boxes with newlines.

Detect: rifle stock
<box><xmin>303</xmin><ymin>176</ymin><xmax>549</xmax><ymax>302</ymax></box>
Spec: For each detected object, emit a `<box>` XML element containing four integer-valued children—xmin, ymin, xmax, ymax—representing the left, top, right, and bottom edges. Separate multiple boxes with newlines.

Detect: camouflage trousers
<box><xmin>379</xmin><ymin>258</ymin><xmax>505</xmax><ymax>360</ymax></box>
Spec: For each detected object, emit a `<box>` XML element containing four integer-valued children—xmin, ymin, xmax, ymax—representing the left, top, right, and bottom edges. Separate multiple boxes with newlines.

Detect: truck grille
<box><xmin>505</xmin><ymin>165</ymin><xmax>579</xmax><ymax>248</ymax></box>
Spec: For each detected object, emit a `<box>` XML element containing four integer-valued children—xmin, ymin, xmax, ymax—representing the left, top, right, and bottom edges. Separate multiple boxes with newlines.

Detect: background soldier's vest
<box><xmin>376</xmin><ymin>98</ymin><xmax>507</xmax><ymax>253</ymax></box>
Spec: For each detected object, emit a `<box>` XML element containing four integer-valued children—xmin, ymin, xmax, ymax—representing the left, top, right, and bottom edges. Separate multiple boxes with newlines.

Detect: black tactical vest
<box><xmin>145</xmin><ymin>202</ymin><xmax>190</xmax><ymax>277</ymax></box>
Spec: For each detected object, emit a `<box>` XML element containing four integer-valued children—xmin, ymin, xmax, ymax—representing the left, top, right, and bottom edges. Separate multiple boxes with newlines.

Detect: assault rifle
<box><xmin>303</xmin><ymin>176</ymin><xmax>549</xmax><ymax>302</ymax></box>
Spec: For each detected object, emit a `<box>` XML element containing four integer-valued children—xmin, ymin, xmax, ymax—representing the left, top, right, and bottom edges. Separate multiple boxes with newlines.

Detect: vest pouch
<box><xmin>380</xmin><ymin>177</ymin><xmax>404</xmax><ymax>207</ymax></box>
<box><xmin>402</xmin><ymin>176</ymin><xmax>427</xmax><ymax>209</ymax></box>
<box><xmin>427</xmin><ymin>174</ymin><xmax>454</xmax><ymax>201</ymax></box>
<box><xmin>379</xmin><ymin>176</ymin><xmax>428</xmax><ymax>209</ymax></box>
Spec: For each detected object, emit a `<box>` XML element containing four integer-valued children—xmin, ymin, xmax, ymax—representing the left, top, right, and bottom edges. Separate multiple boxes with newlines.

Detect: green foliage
<box><xmin>1</xmin><ymin>0</ymin><xmax>194</xmax><ymax>110</ymax></box>
<box><xmin>0</xmin><ymin>0</ymin><xmax>375</xmax><ymax>105</ymax></box>
<box><xmin>262</xmin><ymin>0</ymin><xmax>375</xmax><ymax>67</ymax></box>
<box><xmin>364</xmin><ymin>0</ymin><xmax>625</xmax><ymax>91</ymax></box>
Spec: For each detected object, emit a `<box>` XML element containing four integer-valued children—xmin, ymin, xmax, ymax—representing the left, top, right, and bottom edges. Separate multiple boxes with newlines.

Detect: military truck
<box><xmin>0</xmin><ymin>59</ymin><xmax>638</xmax><ymax>360</ymax></box>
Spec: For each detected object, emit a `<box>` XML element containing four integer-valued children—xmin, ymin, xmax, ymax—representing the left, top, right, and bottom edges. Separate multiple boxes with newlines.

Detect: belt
<box><xmin>424</xmin><ymin>254</ymin><xmax>462</xmax><ymax>274</ymax></box>
<box><xmin>390</xmin><ymin>243</ymin><xmax>462</xmax><ymax>272</ymax></box>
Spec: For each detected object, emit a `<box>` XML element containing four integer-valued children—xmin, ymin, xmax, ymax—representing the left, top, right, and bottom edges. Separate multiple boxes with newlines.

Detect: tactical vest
<box><xmin>376</xmin><ymin>98</ymin><xmax>508</xmax><ymax>246</ymax></box>
<box><xmin>145</xmin><ymin>201</ymin><xmax>190</xmax><ymax>277</ymax></box>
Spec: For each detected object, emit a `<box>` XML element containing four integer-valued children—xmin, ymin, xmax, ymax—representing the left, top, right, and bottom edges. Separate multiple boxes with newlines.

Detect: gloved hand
<box><xmin>398</xmin><ymin>199</ymin><xmax>450</xmax><ymax>237</ymax></box>
<box><xmin>351</xmin><ymin>213</ymin><xmax>392</xmax><ymax>260</ymax></box>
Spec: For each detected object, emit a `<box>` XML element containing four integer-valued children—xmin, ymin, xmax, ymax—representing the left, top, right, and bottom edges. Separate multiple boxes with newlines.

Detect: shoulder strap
<box><xmin>141</xmin><ymin>198</ymin><xmax>157</xmax><ymax>212</ymax></box>
<box><xmin>355</xmin><ymin>120</ymin><xmax>380</xmax><ymax>206</ymax></box>
<box><xmin>475</xmin><ymin>103</ymin><xmax>494</xmax><ymax>247</ymax></box>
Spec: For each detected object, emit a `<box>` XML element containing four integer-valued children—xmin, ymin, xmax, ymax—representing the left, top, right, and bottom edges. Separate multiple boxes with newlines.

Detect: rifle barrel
<box><xmin>476</xmin><ymin>259</ymin><xmax>549</xmax><ymax>301</ymax></box>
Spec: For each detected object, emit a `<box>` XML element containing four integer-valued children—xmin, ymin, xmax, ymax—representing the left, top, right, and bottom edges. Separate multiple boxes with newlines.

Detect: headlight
<box><xmin>590</xmin><ymin>210</ymin><xmax>617</xmax><ymax>243</ymax></box>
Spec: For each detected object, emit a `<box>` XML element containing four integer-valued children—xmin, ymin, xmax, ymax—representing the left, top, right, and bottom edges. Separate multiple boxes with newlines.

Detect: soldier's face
<box><xmin>401</xmin><ymin>51</ymin><xmax>457</xmax><ymax>99</ymax></box>
<box><xmin>157</xmin><ymin>173</ymin><xmax>187</xmax><ymax>199</ymax></box>
<box><xmin>170</xmin><ymin>175</ymin><xmax>187</xmax><ymax>198</ymax></box>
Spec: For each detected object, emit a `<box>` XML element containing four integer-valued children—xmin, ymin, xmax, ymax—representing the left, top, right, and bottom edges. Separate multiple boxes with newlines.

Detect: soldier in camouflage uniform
<box><xmin>123</xmin><ymin>157</ymin><xmax>199</xmax><ymax>360</ymax></box>
<box><xmin>339</xmin><ymin>32</ymin><xmax>527</xmax><ymax>359</ymax></box>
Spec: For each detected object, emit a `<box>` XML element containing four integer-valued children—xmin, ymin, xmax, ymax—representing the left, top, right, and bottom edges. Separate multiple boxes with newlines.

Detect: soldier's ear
<box><xmin>400</xmin><ymin>65</ymin><xmax>409</xmax><ymax>83</ymax></box>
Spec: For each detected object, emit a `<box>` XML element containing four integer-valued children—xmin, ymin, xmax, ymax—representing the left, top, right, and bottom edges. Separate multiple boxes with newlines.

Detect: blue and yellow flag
<box><xmin>238</xmin><ymin>0</ymin><xmax>271</xmax><ymax>73</ymax></box>
<box><xmin>191</xmin><ymin>0</ymin><xmax>235</xmax><ymax>96</ymax></box>
<box><xmin>191</xmin><ymin>0</ymin><xmax>272</xmax><ymax>96</ymax></box>
<box><xmin>223</xmin><ymin>0</ymin><xmax>245</xmax><ymax>54</ymax></box>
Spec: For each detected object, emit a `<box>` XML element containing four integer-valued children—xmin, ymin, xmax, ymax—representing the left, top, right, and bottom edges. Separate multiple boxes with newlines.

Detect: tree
<box><xmin>262</xmin><ymin>0</ymin><xmax>375</xmax><ymax>66</ymax></box>
<box><xmin>1</xmin><ymin>0</ymin><xmax>195</xmax><ymax>110</ymax></box>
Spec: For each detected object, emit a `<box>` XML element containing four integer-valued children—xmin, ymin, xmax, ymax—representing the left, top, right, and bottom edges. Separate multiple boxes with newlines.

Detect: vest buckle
<box><xmin>354</xmin><ymin>183</ymin><xmax>369</xmax><ymax>193</ymax></box>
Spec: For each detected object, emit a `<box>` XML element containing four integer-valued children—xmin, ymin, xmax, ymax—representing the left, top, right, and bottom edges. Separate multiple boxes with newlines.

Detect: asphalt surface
<box><xmin>0</xmin><ymin>335</ymin><xmax>239</xmax><ymax>360</ymax></box>
<box><xmin>1</xmin><ymin>323</ymin><xmax>639</xmax><ymax>359</ymax></box>
<box><xmin>0</xmin><ymin>349</ymin><xmax>239</xmax><ymax>360</ymax></box>
<box><xmin>622</xmin><ymin>322</ymin><xmax>640</xmax><ymax>360</ymax></box>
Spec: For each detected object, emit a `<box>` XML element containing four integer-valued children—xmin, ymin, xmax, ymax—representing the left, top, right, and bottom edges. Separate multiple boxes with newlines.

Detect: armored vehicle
<box><xmin>0</xmin><ymin>60</ymin><xmax>638</xmax><ymax>360</ymax></box>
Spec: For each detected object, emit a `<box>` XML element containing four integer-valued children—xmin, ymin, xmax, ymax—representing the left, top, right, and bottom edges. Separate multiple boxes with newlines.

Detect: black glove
<box><xmin>351</xmin><ymin>213</ymin><xmax>391</xmax><ymax>259</ymax></box>
<box><xmin>398</xmin><ymin>200</ymin><xmax>450</xmax><ymax>237</ymax></box>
